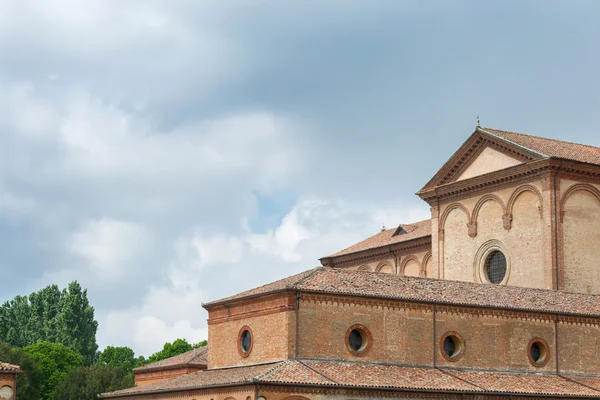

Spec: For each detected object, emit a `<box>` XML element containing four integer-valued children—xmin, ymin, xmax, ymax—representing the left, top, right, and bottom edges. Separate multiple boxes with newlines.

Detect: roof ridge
<box><xmin>296</xmin><ymin>359</ymin><xmax>339</xmax><ymax>384</ymax></box>
<box><xmin>480</xmin><ymin>126</ymin><xmax>600</xmax><ymax>151</ymax></box>
<box><xmin>253</xmin><ymin>360</ymin><xmax>288</xmax><ymax>380</ymax></box>
<box><xmin>290</xmin><ymin>266</ymin><xmax>323</xmax><ymax>288</ymax></box>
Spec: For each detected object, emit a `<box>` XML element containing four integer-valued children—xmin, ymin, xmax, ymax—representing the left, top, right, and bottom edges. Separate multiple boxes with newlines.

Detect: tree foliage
<box><xmin>146</xmin><ymin>338</ymin><xmax>206</xmax><ymax>364</ymax></box>
<box><xmin>99</xmin><ymin>346</ymin><xmax>136</xmax><ymax>374</ymax></box>
<box><xmin>0</xmin><ymin>341</ymin><xmax>41</xmax><ymax>400</ymax></box>
<box><xmin>23</xmin><ymin>341</ymin><xmax>83</xmax><ymax>400</ymax></box>
<box><xmin>53</xmin><ymin>364</ymin><xmax>134</xmax><ymax>400</ymax></box>
<box><xmin>0</xmin><ymin>281</ymin><xmax>98</xmax><ymax>364</ymax></box>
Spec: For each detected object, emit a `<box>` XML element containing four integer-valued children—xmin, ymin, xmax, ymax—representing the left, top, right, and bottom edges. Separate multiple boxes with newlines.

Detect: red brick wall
<box><xmin>134</xmin><ymin>367</ymin><xmax>205</xmax><ymax>386</ymax></box>
<box><xmin>207</xmin><ymin>293</ymin><xmax>296</xmax><ymax>368</ymax></box>
<box><xmin>297</xmin><ymin>293</ymin><xmax>600</xmax><ymax>374</ymax></box>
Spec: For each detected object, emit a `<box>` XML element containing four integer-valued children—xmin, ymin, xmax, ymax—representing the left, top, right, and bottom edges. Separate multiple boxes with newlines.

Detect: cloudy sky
<box><xmin>1</xmin><ymin>0</ymin><xmax>599</xmax><ymax>356</ymax></box>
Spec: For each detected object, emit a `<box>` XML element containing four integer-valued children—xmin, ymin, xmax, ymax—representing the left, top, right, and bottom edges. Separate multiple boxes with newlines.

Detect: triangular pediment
<box><xmin>419</xmin><ymin>127</ymin><xmax>544</xmax><ymax>192</ymax></box>
<box><xmin>455</xmin><ymin>146</ymin><xmax>522</xmax><ymax>181</ymax></box>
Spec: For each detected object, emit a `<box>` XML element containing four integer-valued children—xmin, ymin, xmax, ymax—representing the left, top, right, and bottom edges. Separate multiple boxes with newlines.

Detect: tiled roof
<box><xmin>0</xmin><ymin>361</ymin><xmax>21</xmax><ymax>373</ymax></box>
<box><xmin>101</xmin><ymin>359</ymin><xmax>600</xmax><ymax>398</ymax></box>
<box><xmin>480</xmin><ymin>127</ymin><xmax>600</xmax><ymax>165</ymax></box>
<box><xmin>134</xmin><ymin>346</ymin><xmax>208</xmax><ymax>373</ymax></box>
<box><xmin>102</xmin><ymin>363</ymin><xmax>279</xmax><ymax>397</ymax></box>
<box><xmin>204</xmin><ymin>268</ymin><xmax>318</xmax><ymax>305</ymax></box>
<box><xmin>323</xmin><ymin>219</ymin><xmax>431</xmax><ymax>259</ymax></box>
<box><xmin>206</xmin><ymin>267</ymin><xmax>600</xmax><ymax>317</ymax></box>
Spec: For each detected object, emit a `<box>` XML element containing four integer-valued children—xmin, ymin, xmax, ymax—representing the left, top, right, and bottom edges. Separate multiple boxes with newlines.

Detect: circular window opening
<box><xmin>485</xmin><ymin>250</ymin><xmax>507</xmax><ymax>284</ymax></box>
<box><xmin>345</xmin><ymin>324</ymin><xmax>372</xmax><ymax>356</ymax></box>
<box><xmin>0</xmin><ymin>386</ymin><xmax>14</xmax><ymax>400</ymax></box>
<box><xmin>237</xmin><ymin>326</ymin><xmax>253</xmax><ymax>357</ymax></box>
<box><xmin>528</xmin><ymin>338</ymin><xmax>550</xmax><ymax>367</ymax></box>
<box><xmin>440</xmin><ymin>332</ymin><xmax>464</xmax><ymax>361</ymax></box>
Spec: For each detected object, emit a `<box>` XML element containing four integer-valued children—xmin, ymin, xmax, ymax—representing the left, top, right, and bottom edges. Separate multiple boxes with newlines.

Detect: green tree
<box><xmin>53</xmin><ymin>364</ymin><xmax>134</xmax><ymax>400</ymax></box>
<box><xmin>99</xmin><ymin>346</ymin><xmax>136</xmax><ymax>374</ymax></box>
<box><xmin>147</xmin><ymin>338</ymin><xmax>194</xmax><ymax>363</ymax></box>
<box><xmin>194</xmin><ymin>340</ymin><xmax>208</xmax><ymax>348</ymax></box>
<box><xmin>0</xmin><ymin>341</ymin><xmax>41</xmax><ymax>400</ymax></box>
<box><xmin>55</xmin><ymin>282</ymin><xmax>99</xmax><ymax>364</ymax></box>
<box><xmin>23</xmin><ymin>341</ymin><xmax>83</xmax><ymax>400</ymax></box>
<box><xmin>0</xmin><ymin>281</ymin><xmax>99</xmax><ymax>365</ymax></box>
<box><xmin>0</xmin><ymin>295</ymin><xmax>31</xmax><ymax>347</ymax></box>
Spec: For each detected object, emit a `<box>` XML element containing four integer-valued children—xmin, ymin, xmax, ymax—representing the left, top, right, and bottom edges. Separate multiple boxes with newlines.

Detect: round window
<box><xmin>440</xmin><ymin>332</ymin><xmax>464</xmax><ymax>361</ymax></box>
<box><xmin>345</xmin><ymin>324</ymin><xmax>372</xmax><ymax>356</ymax></box>
<box><xmin>485</xmin><ymin>250</ymin><xmax>507</xmax><ymax>284</ymax></box>
<box><xmin>238</xmin><ymin>326</ymin><xmax>253</xmax><ymax>357</ymax></box>
<box><xmin>474</xmin><ymin>240</ymin><xmax>511</xmax><ymax>285</ymax></box>
<box><xmin>0</xmin><ymin>386</ymin><xmax>13</xmax><ymax>400</ymax></box>
<box><xmin>528</xmin><ymin>338</ymin><xmax>550</xmax><ymax>367</ymax></box>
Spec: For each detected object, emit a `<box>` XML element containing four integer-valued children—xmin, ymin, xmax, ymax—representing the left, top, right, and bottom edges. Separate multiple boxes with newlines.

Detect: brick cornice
<box><xmin>420</xmin><ymin>158</ymin><xmax>600</xmax><ymax>207</ymax></box>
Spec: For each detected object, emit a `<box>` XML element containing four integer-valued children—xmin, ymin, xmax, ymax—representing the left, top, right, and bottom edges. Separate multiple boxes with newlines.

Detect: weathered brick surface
<box><xmin>135</xmin><ymin>367</ymin><xmax>204</xmax><ymax>386</ymax></box>
<box><xmin>437</xmin><ymin>180</ymin><xmax>550</xmax><ymax>289</ymax></box>
<box><xmin>295</xmin><ymin>293</ymin><xmax>597</xmax><ymax>374</ymax></box>
<box><xmin>207</xmin><ymin>293</ymin><xmax>296</xmax><ymax>368</ymax></box>
<box><xmin>561</xmin><ymin>180</ymin><xmax>600</xmax><ymax>294</ymax></box>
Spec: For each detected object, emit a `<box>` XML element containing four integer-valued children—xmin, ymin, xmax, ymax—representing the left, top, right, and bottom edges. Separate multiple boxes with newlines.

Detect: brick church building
<box><xmin>103</xmin><ymin>126</ymin><xmax>600</xmax><ymax>399</ymax></box>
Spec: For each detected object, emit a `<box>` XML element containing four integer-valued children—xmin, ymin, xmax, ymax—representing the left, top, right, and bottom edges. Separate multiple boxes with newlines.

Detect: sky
<box><xmin>1</xmin><ymin>0</ymin><xmax>599</xmax><ymax>357</ymax></box>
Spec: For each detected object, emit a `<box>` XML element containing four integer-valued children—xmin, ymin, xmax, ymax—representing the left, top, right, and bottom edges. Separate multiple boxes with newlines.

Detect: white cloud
<box><xmin>68</xmin><ymin>218</ymin><xmax>153</xmax><ymax>280</ymax></box>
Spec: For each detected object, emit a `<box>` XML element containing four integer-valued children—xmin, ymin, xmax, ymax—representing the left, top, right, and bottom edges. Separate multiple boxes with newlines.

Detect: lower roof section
<box><xmin>101</xmin><ymin>359</ymin><xmax>600</xmax><ymax>398</ymax></box>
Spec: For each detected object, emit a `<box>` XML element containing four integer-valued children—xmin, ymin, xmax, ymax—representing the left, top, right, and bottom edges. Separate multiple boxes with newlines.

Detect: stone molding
<box><xmin>324</xmin><ymin>238</ymin><xmax>431</xmax><ymax>268</ymax></box>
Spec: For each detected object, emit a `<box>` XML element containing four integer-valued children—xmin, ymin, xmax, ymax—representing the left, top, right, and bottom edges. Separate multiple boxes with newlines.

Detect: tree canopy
<box><xmin>53</xmin><ymin>364</ymin><xmax>134</xmax><ymax>400</ymax></box>
<box><xmin>0</xmin><ymin>281</ymin><xmax>98</xmax><ymax>365</ymax></box>
<box><xmin>99</xmin><ymin>346</ymin><xmax>136</xmax><ymax>374</ymax></box>
<box><xmin>0</xmin><ymin>341</ymin><xmax>41</xmax><ymax>400</ymax></box>
<box><xmin>23</xmin><ymin>341</ymin><xmax>83</xmax><ymax>400</ymax></box>
<box><xmin>146</xmin><ymin>338</ymin><xmax>207</xmax><ymax>364</ymax></box>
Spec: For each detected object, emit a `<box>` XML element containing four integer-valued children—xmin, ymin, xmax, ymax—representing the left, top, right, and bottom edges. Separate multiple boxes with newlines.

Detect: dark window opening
<box><xmin>443</xmin><ymin>336</ymin><xmax>456</xmax><ymax>357</ymax></box>
<box><xmin>349</xmin><ymin>329</ymin><xmax>363</xmax><ymax>351</ymax></box>
<box><xmin>241</xmin><ymin>330</ymin><xmax>251</xmax><ymax>352</ymax></box>
<box><xmin>486</xmin><ymin>250</ymin><xmax>507</xmax><ymax>284</ymax></box>
<box><xmin>530</xmin><ymin>342</ymin><xmax>541</xmax><ymax>362</ymax></box>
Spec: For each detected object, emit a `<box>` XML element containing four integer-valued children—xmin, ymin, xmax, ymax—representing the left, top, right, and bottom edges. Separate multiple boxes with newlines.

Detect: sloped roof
<box><xmin>205</xmin><ymin>267</ymin><xmax>600</xmax><ymax>317</ymax></box>
<box><xmin>102</xmin><ymin>363</ymin><xmax>279</xmax><ymax>397</ymax></box>
<box><xmin>134</xmin><ymin>346</ymin><xmax>208</xmax><ymax>373</ymax></box>
<box><xmin>0</xmin><ymin>361</ymin><xmax>21</xmax><ymax>373</ymax></box>
<box><xmin>101</xmin><ymin>359</ymin><xmax>600</xmax><ymax>398</ymax></box>
<box><xmin>323</xmin><ymin>219</ymin><xmax>431</xmax><ymax>259</ymax></box>
<box><xmin>481</xmin><ymin>127</ymin><xmax>600</xmax><ymax>165</ymax></box>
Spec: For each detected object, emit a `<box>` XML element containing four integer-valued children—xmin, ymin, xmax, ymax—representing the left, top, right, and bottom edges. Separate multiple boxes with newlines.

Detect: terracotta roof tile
<box><xmin>0</xmin><ymin>361</ymin><xmax>21</xmax><ymax>373</ymax></box>
<box><xmin>282</xmin><ymin>361</ymin><xmax>477</xmax><ymax>392</ymax></box>
<box><xmin>102</xmin><ymin>362</ymin><xmax>280</xmax><ymax>397</ymax></box>
<box><xmin>206</xmin><ymin>267</ymin><xmax>600</xmax><ymax>317</ymax></box>
<box><xmin>480</xmin><ymin>127</ymin><xmax>600</xmax><ymax>165</ymax></box>
<box><xmin>204</xmin><ymin>268</ymin><xmax>318</xmax><ymax>305</ymax></box>
<box><xmin>323</xmin><ymin>219</ymin><xmax>431</xmax><ymax>259</ymax></box>
<box><xmin>102</xmin><ymin>360</ymin><xmax>600</xmax><ymax>398</ymax></box>
<box><xmin>448</xmin><ymin>369</ymin><xmax>600</xmax><ymax>397</ymax></box>
<box><xmin>134</xmin><ymin>346</ymin><xmax>208</xmax><ymax>372</ymax></box>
